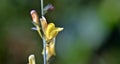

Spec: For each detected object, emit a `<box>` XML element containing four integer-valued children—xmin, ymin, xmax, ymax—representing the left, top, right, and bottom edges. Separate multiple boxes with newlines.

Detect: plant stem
<box><xmin>41</xmin><ymin>0</ymin><xmax>44</xmax><ymax>16</ymax></box>
<box><xmin>41</xmin><ymin>0</ymin><xmax>47</xmax><ymax>64</ymax></box>
<box><xmin>43</xmin><ymin>37</ymin><xmax>46</xmax><ymax>64</ymax></box>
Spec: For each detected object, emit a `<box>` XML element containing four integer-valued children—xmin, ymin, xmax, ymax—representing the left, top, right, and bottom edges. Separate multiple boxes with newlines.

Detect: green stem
<box><xmin>43</xmin><ymin>37</ymin><xmax>47</xmax><ymax>64</ymax></box>
<box><xmin>41</xmin><ymin>0</ymin><xmax>44</xmax><ymax>16</ymax></box>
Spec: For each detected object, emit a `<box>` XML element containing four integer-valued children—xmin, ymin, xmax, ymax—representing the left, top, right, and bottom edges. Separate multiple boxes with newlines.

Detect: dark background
<box><xmin>0</xmin><ymin>0</ymin><xmax>120</xmax><ymax>64</ymax></box>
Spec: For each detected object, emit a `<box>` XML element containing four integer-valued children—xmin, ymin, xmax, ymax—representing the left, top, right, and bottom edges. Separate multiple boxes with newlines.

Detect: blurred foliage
<box><xmin>0</xmin><ymin>0</ymin><xmax>120</xmax><ymax>64</ymax></box>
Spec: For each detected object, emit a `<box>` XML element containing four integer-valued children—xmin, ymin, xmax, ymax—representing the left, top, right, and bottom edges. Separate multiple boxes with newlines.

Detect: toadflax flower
<box><xmin>40</xmin><ymin>16</ymin><xmax>63</xmax><ymax>61</ymax></box>
<box><xmin>40</xmin><ymin>16</ymin><xmax>64</xmax><ymax>42</ymax></box>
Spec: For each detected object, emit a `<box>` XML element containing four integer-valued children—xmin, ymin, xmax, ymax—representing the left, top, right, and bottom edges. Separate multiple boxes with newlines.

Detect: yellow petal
<box><xmin>49</xmin><ymin>41</ymin><xmax>56</xmax><ymax>56</ymax></box>
<box><xmin>45</xmin><ymin>23</ymin><xmax>55</xmax><ymax>39</ymax></box>
<box><xmin>49</xmin><ymin>30</ymin><xmax>58</xmax><ymax>40</ymax></box>
<box><xmin>49</xmin><ymin>27</ymin><xmax>63</xmax><ymax>39</ymax></box>
<box><xmin>46</xmin><ymin>41</ymin><xmax>56</xmax><ymax>61</ymax></box>
<box><xmin>56</xmin><ymin>27</ymin><xmax>64</xmax><ymax>31</ymax></box>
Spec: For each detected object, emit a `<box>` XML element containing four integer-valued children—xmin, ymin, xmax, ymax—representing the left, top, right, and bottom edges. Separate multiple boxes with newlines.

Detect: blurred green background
<box><xmin>0</xmin><ymin>0</ymin><xmax>120</xmax><ymax>64</ymax></box>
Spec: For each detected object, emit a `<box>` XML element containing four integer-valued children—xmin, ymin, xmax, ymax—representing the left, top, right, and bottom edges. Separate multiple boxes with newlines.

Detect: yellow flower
<box><xmin>40</xmin><ymin>16</ymin><xmax>64</xmax><ymax>42</ymax></box>
<box><xmin>40</xmin><ymin>16</ymin><xmax>63</xmax><ymax>62</ymax></box>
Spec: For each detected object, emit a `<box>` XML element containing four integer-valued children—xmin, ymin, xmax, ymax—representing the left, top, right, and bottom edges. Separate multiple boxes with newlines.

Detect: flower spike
<box><xmin>29</xmin><ymin>3</ymin><xmax>64</xmax><ymax>64</ymax></box>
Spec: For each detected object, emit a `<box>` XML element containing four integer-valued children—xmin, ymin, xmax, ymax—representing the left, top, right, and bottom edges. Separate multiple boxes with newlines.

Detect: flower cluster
<box><xmin>29</xmin><ymin>9</ymin><xmax>63</xmax><ymax>64</ymax></box>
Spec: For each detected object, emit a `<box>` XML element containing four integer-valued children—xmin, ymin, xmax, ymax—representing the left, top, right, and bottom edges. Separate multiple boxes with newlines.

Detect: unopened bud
<box><xmin>30</xmin><ymin>10</ymin><xmax>39</xmax><ymax>24</ymax></box>
<box><xmin>28</xmin><ymin>54</ymin><xmax>36</xmax><ymax>64</ymax></box>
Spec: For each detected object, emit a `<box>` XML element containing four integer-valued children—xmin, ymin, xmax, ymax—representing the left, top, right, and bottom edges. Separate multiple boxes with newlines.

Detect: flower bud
<box><xmin>28</xmin><ymin>54</ymin><xmax>36</xmax><ymax>64</ymax></box>
<box><xmin>30</xmin><ymin>10</ymin><xmax>39</xmax><ymax>24</ymax></box>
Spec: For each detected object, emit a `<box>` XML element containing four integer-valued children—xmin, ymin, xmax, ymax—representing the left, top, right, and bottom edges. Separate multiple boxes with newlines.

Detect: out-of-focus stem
<box><xmin>36</xmin><ymin>25</ymin><xmax>47</xmax><ymax>64</ymax></box>
<box><xmin>43</xmin><ymin>37</ymin><xmax>47</xmax><ymax>64</ymax></box>
<box><xmin>41</xmin><ymin>0</ymin><xmax>44</xmax><ymax>16</ymax></box>
<box><xmin>41</xmin><ymin>0</ymin><xmax>47</xmax><ymax>64</ymax></box>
